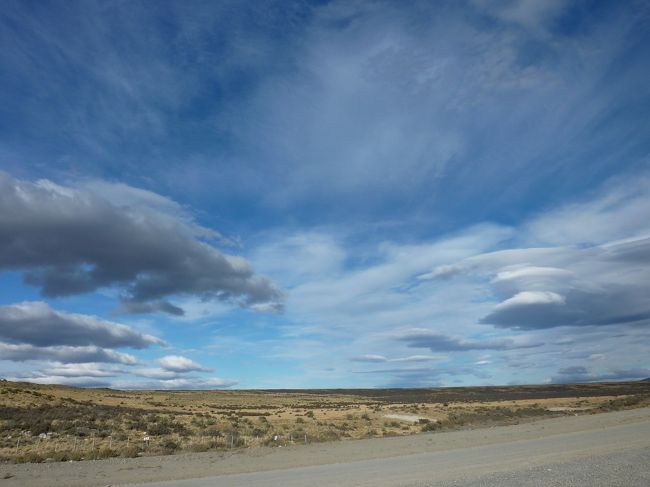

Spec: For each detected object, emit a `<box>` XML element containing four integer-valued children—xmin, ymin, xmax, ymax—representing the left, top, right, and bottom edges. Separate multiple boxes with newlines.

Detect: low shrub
<box><xmin>120</xmin><ymin>446</ymin><xmax>141</xmax><ymax>458</ymax></box>
<box><xmin>12</xmin><ymin>452</ymin><xmax>44</xmax><ymax>464</ymax></box>
<box><xmin>421</xmin><ymin>421</ymin><xmax>440</xmax><ymax>432</ymax></box>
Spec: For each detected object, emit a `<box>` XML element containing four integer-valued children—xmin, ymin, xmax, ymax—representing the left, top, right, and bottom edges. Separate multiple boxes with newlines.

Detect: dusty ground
<box><xmin>1</xmin><ymin>380</ymin><xmax>649</xmax><ymax>465</ymax></box>
<box><xmin>0</xmin><ymin>406</ymin><xmax>649</xmax><ymax>486</ymax></box>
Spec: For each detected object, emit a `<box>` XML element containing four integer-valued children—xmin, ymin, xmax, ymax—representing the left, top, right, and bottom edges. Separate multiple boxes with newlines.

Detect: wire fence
<box><xmin>4</xmin><ymin>429</ymin><xmax>313</xmax><ymax>462</ymax></box>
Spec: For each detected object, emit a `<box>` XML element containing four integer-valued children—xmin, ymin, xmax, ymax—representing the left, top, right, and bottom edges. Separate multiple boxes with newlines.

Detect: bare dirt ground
<box><xmin>1</xmin><ymin>406</ymin><xmax>649</xmax><ymax>486</ymax></box>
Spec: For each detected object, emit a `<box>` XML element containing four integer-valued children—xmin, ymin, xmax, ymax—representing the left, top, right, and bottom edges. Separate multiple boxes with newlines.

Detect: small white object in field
<box><xmin>383</xmin><ymin>414</ymin><xmax>434</xmax><ymax>423</ymax></box>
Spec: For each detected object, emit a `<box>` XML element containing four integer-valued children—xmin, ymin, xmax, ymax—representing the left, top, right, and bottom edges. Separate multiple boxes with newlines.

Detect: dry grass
<box><xmin>1</xmin><ymin>379</ymin><xmax>649</xmax><ymax>464</ymax></box>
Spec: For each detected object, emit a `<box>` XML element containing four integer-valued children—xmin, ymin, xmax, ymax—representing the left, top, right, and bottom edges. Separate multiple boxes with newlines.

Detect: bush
<box><xmin>120</xmin><ymin>446</ymin><xmax>141</xmax><ymax>458</ymax></box>
<box><xmin>87</xmin><ymin>448</ymin><xmax>119</xmax><ymax>460</ymax></box>
<box><xmin>421</xmin><ymin>421</ymin><xmax>440</xmax><ymax>432</ymax></box>
<box><xmin>190</xmin><ymin>443</ymin><xmax>209</xmax><ymax>453</ymax></box>
<box><xmin>160</xmin><ymin>440</ymin><xmax>180</xmax><ymax>452</ymax></box>
<box><xmin>204</xmin><ymin>427</ymin><xmax>221</xmax><ymax>437</ymax></box>
<box><xmin>12</xmin><ymin>452</ymin><xmax>45</xmax><ymax>464</ymax></box>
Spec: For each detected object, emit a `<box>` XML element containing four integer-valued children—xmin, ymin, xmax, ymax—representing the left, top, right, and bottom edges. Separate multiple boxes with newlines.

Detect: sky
<box><xmin>1</xmin><ymin>0</ymin><xmax>649</xmax><ymax>390</ymax></box>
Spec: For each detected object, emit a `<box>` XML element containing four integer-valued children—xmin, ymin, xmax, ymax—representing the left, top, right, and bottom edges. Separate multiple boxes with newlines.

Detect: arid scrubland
<box><xmin>1</xmin><ymin>379</ymin><xmax>649</xmax><ymax>464</ymax></box>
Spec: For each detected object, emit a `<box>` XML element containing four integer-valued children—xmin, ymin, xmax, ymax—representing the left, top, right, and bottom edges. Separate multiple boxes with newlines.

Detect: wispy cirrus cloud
<box><xmin>1</xmin><ymin>0</ymin><xmax>649</xmax><ymax>389</ymax></box>
<box><xmin>350</xmin><ymin>354</ymin><xmax>445</xmax><ymax>363</ymax></box>
<box><xmin>248</xmin><ymin>170</ymin><xmax>650</xmax><ymax>387</ymax></box>
<box><xmin>396</xmin><ymin>329</ymin><xmax>542</xmax><ymax>352</ymax></box>
<box><xmin>416</xmin><ymin>175</ymin><xmax>650</xmax><ymax>332</ymax></box>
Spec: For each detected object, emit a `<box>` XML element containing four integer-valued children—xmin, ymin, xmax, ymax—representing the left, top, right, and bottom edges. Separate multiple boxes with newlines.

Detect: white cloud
<box><xmin>248</xmin><ymin>171</ymin><xmax>650</xmax><ymax>386</ymax></box>
<box><xmin>417</xmin><ymin>264</ymin><xmax>465</xmax><ymax>281</ymax></box>
<box><xmin>44</xmin><ymin>363</ymin><xmax>122</xmax><ymax>378</ymax></box>
<box><xmin>1</xmin><ymin>1</ymin><xmax>647</xmax><ymax>389</ymax></box>
<box><xmin>495</xmin><ymin>291</ymin><xmax>566</xmax><ymax>309</ymax></box>
<box><xmin>252</xmin><ymin>232</ymin><xmax>345</xmax><ymax>287</ymax></box>
<box><xmin>410</xmin><ymin>174</ymin><xmax>650</xmax><ymax>332</ymax></box>
<box><xmin>396</xmin><ymin>328</ymin><xmax>542</xmax><ymax>352</ymax></box>
<box><xmin>157</xmin><ymin>355</ymin><xmax>211</xmax><ymax>373</ymax></box>
<box><xmin>8</xmin><ymin>363</ymin><xmax>124</xmax><ymax>387</ymax></box>
<box><xmin>350</xmin><ymin>354</ymin><xmax>387</xmax><ymax>363</ymax></box>
<box><xmin>525</xmin><ymin>174</ymin><xmax>650</xmax><ymax>246</ymax></box>
<box><xmin>391</xmin><ymin>355</ymin><xmax>445</xmax><ymax>363</ymax></box>
<box><xmin>0</xmin><ymin>342</ymin><xmax>139</xmax><ymax>364</ymax></box>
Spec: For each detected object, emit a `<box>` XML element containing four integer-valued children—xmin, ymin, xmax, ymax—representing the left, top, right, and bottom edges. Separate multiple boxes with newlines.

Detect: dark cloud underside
<box><xmin>0</xmin><ymin>172</ymin><xmax>283</xmax><ymax>315</ymax></box>
<box><xmin>0</xmin><ymin>301</ymin><xmax>162</xmax><ymax>348</ymax></box>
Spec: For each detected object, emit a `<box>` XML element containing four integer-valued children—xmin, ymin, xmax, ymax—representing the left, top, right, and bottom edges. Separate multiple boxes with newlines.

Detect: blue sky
<box><xmin>1</xmin><ymin>0</ymin><xmax>649</xmax><ymax>389</ymax></box>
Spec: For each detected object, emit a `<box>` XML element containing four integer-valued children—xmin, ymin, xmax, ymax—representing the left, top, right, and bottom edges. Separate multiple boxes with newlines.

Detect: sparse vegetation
<box><xmin>1</xmin><ymin>380</ymin><xmax>648</xmax><ymax>463</ymax></box>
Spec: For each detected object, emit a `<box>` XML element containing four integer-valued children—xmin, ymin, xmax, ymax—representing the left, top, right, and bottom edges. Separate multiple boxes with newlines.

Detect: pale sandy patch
<box><xmin>547</xmin><ymin>406</ymin><xmax>595</xmax><ymax>412</ymax></box>
<box><xmin>383</xmin><ymin>413</ymin><xmax>430</xmax><ymax>422</ymax></box>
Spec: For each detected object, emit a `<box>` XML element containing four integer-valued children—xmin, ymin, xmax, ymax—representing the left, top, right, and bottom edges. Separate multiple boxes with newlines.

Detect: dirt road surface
<box><xmin>1</xmin><ymin>407</ymin><xmax>649</xmax><ymax>486</ymax></box>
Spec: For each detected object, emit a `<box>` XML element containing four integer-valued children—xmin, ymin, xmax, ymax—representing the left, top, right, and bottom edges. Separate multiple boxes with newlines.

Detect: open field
<box><xmin>1</xmin><ymin>405</ymin><xmax>649</xmax><ymax>486</ymax></box>
<box><xmin>1</xmin><ymin>379</ymin><xmax>649</xmax><ymax>465</ymax></box>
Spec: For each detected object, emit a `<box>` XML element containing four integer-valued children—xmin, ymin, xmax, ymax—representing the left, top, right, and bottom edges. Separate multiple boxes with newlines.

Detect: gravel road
<box><xmin>2</xmin><ymin>407</ymin><xmax>649</xmax><ymax>487</ymax></box>
<box><xmin>429</xmin><ymin>449</ymin><xmax>650</xmax><ymax>487</ymax></box>
<box><xmin>123</xmin><ymin>413</ymin><xmax>650</xmax><ymax>487</ymax></box>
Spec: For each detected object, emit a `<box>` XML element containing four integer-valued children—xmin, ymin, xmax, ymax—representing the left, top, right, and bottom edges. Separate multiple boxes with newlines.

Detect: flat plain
<box><xmin>1</xmin><ymin>378</ymin><xmax>649</xmax><ymax>468</ymax></box>
<box><xmin>0</xmin><ymin>400</ymin><xmax>649</xmax><ymax>486</ymax></box>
